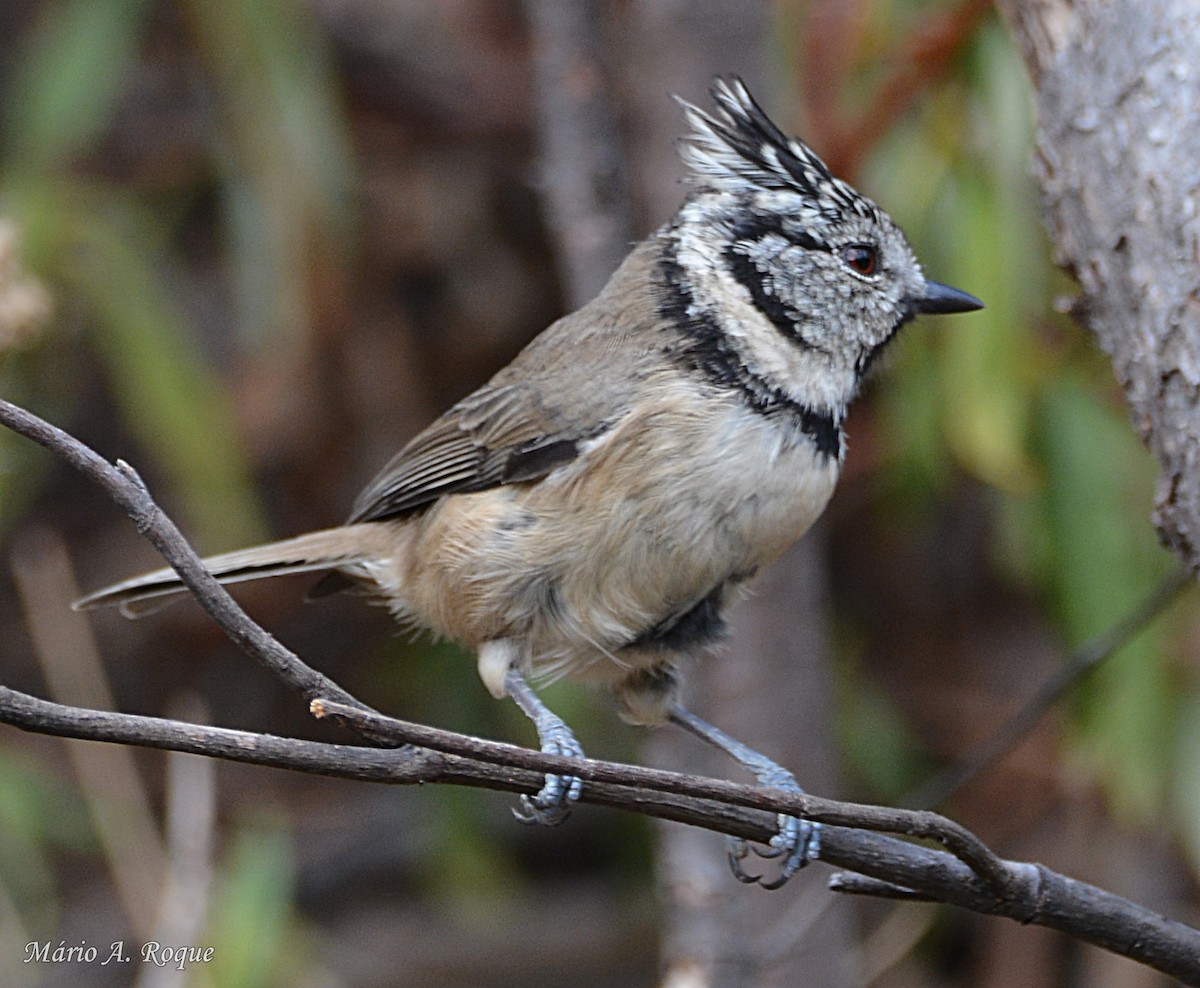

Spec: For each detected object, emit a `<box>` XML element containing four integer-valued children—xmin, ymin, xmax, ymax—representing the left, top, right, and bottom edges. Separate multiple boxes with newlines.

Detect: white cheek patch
<box><xmin>673</xmin><ymin>224</ymin><xmax>858</xmax><ymax>412</ymax></box>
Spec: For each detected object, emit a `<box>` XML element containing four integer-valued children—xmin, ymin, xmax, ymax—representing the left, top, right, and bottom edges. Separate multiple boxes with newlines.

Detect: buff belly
<box><xmin>370</xmin><ymin>394</ymin><xmax>841</xmax><ymax>691</ymax></box>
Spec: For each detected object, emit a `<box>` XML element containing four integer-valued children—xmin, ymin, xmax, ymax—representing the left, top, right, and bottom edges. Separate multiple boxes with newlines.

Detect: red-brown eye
<box><xmin>841</xmin><ymin>244</ymin><xmax>877</xmax><ymax>276</ymax></box>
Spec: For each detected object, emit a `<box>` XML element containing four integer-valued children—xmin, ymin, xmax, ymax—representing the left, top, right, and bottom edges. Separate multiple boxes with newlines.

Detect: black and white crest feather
<box><xmin>676</xmin><ymin>78</ymin><xmax>879</xmax><ymax>225</ymax></box>
<box><xmin>660</xmin><ymin>77</ymin><xmax>955</xmax><ymax>429</ymax></box>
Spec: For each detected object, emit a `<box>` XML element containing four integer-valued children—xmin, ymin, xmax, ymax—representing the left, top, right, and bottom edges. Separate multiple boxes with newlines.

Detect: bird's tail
<box><xmin>73</xmin><ymin>525</ymin><xmax>383</xmax><ymax>617</ymax></box>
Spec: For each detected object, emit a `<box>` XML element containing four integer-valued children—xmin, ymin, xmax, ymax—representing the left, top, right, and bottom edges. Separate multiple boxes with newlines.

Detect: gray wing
<box><xmin>349</xmin><ymin>379</ymin><xmax>606</xmax><ymax>523</ymax></box>
<box><xmin>348</xmin><ymin>242</ymin><xmax>663</xmax><ymax>524</ymax></box>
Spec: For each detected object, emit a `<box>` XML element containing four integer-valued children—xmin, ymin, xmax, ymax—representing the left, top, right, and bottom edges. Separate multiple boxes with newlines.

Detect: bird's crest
<box><xmin>676</xmin><ymin>78</ymin><xmax>878</xmax><ymax>223</ymax></box>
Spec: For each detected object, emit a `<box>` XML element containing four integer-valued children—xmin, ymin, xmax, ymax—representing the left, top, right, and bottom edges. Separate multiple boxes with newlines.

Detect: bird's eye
<box><xmin>841</xmin><ymin>244</ymin><xmax>878</xmax><ymax>276</ymax></box>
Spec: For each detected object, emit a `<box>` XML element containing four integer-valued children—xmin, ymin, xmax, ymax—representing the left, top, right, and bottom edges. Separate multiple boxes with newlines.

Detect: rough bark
<box><xmin>997</xmin><ymin>0</ymin><xmax>1200</xmax><ymax>573</ymax></box>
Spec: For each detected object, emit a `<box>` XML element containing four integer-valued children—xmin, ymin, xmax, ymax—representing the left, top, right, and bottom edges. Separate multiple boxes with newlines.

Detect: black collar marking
<box><xmin>658</xmin><ymin>242</ymin><xmax>841</xmax><ymax>460</ymax></box>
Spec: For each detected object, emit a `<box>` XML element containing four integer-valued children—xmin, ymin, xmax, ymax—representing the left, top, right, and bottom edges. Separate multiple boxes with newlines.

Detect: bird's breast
<box><xmin>397</xmin><ymin>388</ymin><xmax>841</xmax><ymax>682</ymax></box>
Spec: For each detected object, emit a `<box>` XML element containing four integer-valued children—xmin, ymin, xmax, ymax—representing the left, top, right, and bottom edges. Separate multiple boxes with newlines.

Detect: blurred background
<box><xmin>0</xmin><ymin>1</ymin><xmax>1196</xmax><ymax>985</ymax></box>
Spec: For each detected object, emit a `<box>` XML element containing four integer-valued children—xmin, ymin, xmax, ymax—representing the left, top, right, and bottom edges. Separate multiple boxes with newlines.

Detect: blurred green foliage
<box><xmin>0</xmin><ymin>752</ymin><xmax>95</xmax><ymax>922</ymax></box>
<box><xmin>1175</xmin><ymin>695</ymin><xmax>1200</xmax><ymax>874</ymax></box>
<box><xmin>1</xmin><ymin>0</ymin><xmax>354</xmax><ymax>546</ymax></box>
<box><xmin>7</xmin><ymin>0</ymin><xmax>152</xmax><ymax>166</ymax></box>
<box><xmin>185</xmin><ymin>0</ymin><xmax>355</xmax><ymax>349</ymax></box>
<box><xmin>0</xmin><ymin>0</ymin><xmax>1196</xmax><ymax>979</ymax></box>
<box><xmin>864</xmin><ymin>19</ymin><xmax>1192</xmax><ymax>829</ymax></box>
<box><xmin>1</xmin><ymin>0</ymin><xmax>356</xmax><ymax>979</ymax></box>
<box><xmin>204</xmin><ymin>820</ymin><xmax>305</xmax><ymax>988</ymax></box>
<box><xmin>1034</xmin><ymin>384</ymin><xmax>1176</xmax><ymax>817</ymax></box>
<box><xmin>836</xmin><ymin>659</ymin><xmax>933</xmax><ymax>804</ymax></box>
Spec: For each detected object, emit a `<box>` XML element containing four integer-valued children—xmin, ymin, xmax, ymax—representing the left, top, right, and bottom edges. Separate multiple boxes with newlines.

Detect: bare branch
<box><xmin>904</xmin><ymin>565</ymin><xmax>1194</xmax><ymax>810</ymax></box>
<box><xmin>3</xmin><ymin>397</ymin><xmax>1200</xmax><ymax>984</ymax></box>
<box><xmin>311</xmin><ymin>695</ymin><xmax>1013</xmax><ymax>895</ymax></box>
<box><xmin>0</xmin><ymin>398</ymin><xmax>381</xmax><ymax>724</ymax></box>
<box><xmin>3</xmin><ymin>685</ymin><xmax>1200</xmax><ymax>983</ymax></box>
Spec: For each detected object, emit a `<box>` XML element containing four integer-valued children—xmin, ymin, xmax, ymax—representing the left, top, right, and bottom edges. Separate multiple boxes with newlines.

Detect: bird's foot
<box><xmin>726</xmin><ymin>767</ymin><xmax>820</xmax><ymax>890</ymax></box>
<box><xmin>512</xmin><ymin>710</ymin><xmax>585</xmax><ymax>826</ymax></box>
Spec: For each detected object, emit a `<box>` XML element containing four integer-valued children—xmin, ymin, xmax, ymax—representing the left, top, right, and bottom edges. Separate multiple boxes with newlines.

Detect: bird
<box><xmin>76</xmin><ymin>78</ymin><xmax>982</xmax><ymax>888</ymax></box>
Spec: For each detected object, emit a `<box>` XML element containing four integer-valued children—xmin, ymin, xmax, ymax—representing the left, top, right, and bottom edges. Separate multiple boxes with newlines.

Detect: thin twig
<box><xmin>4</xmin><ymin>398</ymin><xmax>1200</xmax><ymax>984</ymax></box>
<box><xmin>312</xmin><ymin>696</ymin><xmax>1014</xmax><ymax>895</ymax></box>
<box><xmin>905</xmin><ymin>566</ymin><xmax>1194</xmax><ymax>810</ymax></box>
<box><xmin>0</xmin><ymin>398</ymin><xmax>386</xmax><ymax>732</ymax></box>
<box><xmin>828</xmin><ymin>874</ymin><xmax>938</xmax><ymax>903</ymax></box>
<box><xmin>4</xmin><ymin>684</ymin><xmax>1200</xmax><ymax>985</ymax></box>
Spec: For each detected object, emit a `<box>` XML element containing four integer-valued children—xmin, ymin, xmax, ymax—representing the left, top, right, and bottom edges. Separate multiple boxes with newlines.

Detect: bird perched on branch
<box><xmin>77</xmin><ymin>78</ymin><xmax>982</xmax><ymax>888</ymax></box>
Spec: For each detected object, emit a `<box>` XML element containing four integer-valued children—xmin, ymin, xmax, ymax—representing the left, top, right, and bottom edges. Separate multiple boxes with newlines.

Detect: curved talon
<box><xmin>666</xmin><ymin>705</ymin><xmax>821</xmax><ymax>889</ymax></box>
<box><xmin>759</xmin><ymin>816</ymin><xmax>821</xmax><ymax>890</ymax></box>
<box><xmin>759</xmin><ymin>868</ymin><xmax>793</xmax><ymax>892</ymax></box>
<box><xmin>756</xmin><ymin>814</ymin><xmax>801</xmax><ymax>858</ymax></box>
<box><xmin>513</xmin><ymin>764</ymin><xmax>583</xmax><ymax>825</ymax></box>
<box><xmin>734</xmin><ymin>802</ymin><xmax>821</xmax><ymax>889</ymax></box>
<box><xmin>753</xmin><ymin>842</ymin><xmax>786</xmax><ymax>860</ymax></box>
<box><xmin>761</xmin><ymin>829</ymin><xmax>816</xmax><ymax>890</ymax></box>
<box><xmin>513</xmin><ymin>790</ymin><xmax>573</xmax><ymax>826</ymax></box>
<box><xmin>725</xmin><ymin>836</ymin><xmax>763</xmax><ymax>885</ymax></box>
<box><xmin>513</xmin><ymin>730</ymin><xmax>584</xmax><ymax>826</ymax></box>
<box><xmin>512</xmin><ymin>749</ymin><xmax>583</xmax><ymax>825</ymax></box>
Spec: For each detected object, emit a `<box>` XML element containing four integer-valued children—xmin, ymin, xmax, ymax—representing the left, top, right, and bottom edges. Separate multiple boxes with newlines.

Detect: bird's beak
<box><xmin>913</xmin><ymin>280</ymin><xmax>984</xmax><ymax>316</ymax></box>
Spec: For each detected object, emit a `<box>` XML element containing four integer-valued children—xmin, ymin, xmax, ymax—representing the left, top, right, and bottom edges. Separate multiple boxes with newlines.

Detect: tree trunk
<box><xmin>997</xmin><ymin>0</ymin><xmax>1200</xmax><ymax>574</ymax></box>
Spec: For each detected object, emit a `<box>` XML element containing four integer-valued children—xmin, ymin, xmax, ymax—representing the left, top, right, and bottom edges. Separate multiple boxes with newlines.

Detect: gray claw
<box><xmin>726</xmin><ymin>836</ymin><xmax>763</xmax><ymax>884</ymax></box>
<box><xmin>667</xmin><ymin>705</ymin><xmax>821</xmax><ymax>889</ymax></box>
<box><xmin>730</xmin><ymin>785</ymin><xmax>821</xmax><ymax>888</ymax></box>
<box><xmin>513</xmin><ymin>790</ymin><xmax>573</xmax><ymax>826</ymax></box>
<box><xmin>512</xmin><ymin>757</ymin><xmax>582</xmax><ymax>826</ymax></box>
<box><xmin>757</xmin><ymin>814</ymin><xmax>820</xmax><ymax>890</ymax></box>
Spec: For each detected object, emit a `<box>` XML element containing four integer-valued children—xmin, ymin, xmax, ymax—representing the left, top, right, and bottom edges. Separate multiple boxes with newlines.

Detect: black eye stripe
<box><xmin>789</xmin><ymin>229</ymin><xmax>828</xmax><ymax>253</ymax></box>
<box><xmin>658</xmin><ymin>244</ymin><xmax>842</xmax><ymax>460</ymax></box>
<box><xmin>727</xmin><ymin>213</ymin><xmax>829</xmax><ymax>253</ymax></box>
<box><xmin>723</xmin><ymin>244</ymin><xmax>808</xmax><ymax>346</ymax></box>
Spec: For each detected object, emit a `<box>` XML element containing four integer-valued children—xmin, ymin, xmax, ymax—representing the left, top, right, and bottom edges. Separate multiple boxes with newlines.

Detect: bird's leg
<box><xmin>503</xmin><ymin>666</ymin><xmax>585</xmax><ymax>825</ymax></box>
<box><xmin>669</xmin><ymin>704</ymin><xmax>819</xmax><ymax>889</ymax></box>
